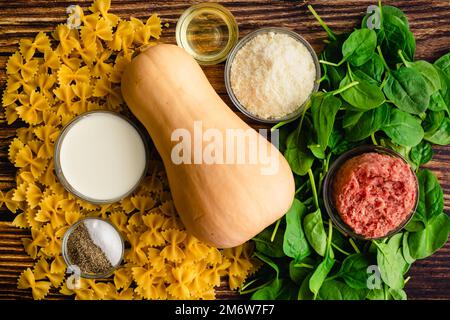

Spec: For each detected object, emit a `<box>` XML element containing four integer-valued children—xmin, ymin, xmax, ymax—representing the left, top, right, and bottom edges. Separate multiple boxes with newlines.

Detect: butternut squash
<box><xmin>121</xmin><ymin>44</ymin><xmax>295</xmax><ymax>248</ymax></box>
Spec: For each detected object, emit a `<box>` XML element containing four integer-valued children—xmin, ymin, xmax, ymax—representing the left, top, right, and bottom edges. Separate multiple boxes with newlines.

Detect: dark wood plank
<box><xmin>0</xmin><ymin>0</ymin><xmax>449</xmax><ymax>300</ymax></box>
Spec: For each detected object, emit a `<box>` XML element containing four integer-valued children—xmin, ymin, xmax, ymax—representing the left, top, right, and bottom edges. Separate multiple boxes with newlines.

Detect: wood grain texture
<box><xmin>0</xmin><ymin>0</ymin><xmax>449</xmax><ymax>300</ymax></box>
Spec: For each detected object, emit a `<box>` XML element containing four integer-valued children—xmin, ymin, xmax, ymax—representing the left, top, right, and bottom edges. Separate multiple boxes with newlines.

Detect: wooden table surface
<box><xmin>0</xmin><ymin>0</ymin><xmax>449</xmax><ymax>300</ymax></box>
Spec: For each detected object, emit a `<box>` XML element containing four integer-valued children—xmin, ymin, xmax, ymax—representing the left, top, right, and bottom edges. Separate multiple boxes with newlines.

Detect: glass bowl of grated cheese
<box><xmin>225</xmin><ymin>27</ymin><xmax>321</xmax><ymax>123</ymax></box>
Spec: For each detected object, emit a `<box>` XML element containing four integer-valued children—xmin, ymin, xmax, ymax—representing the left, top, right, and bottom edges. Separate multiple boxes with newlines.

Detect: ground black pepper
<box><xmin>67</xmin><ymin>222</ymin><xmax>112</xmax><ymax>275</ymax></box>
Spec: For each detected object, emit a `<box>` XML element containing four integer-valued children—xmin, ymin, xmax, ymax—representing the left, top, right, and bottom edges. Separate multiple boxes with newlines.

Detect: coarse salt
<box><xmin>83</xmin><ymin>219</ymin><xmax>123</xmax><ymax>266</ymax></box>
<box><xmin>230</xmin><ymin>32</ymin><xmax>316</xmax><ymax>119</ymax></box>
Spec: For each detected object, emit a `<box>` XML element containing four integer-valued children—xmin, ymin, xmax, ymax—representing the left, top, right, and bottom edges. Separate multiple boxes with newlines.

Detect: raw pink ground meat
<box><xmin>332</xmin><ymin>152</ymin><xmax>417</xmax><ymax>238</ymax></box>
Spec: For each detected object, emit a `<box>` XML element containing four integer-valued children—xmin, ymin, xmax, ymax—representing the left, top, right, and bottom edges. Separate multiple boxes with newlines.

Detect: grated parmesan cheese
<box><xmin>230</xmin><ymin>32</ymin><xmax>316</xmax><ymax>119</ymax></box>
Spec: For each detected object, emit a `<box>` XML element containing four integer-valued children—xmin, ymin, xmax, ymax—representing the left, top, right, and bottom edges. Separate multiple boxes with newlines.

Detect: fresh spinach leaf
<box><xmin>251</xmin><ymin>278</ymin><xmax>297</xmax><ymax>300</ymax></box>
<box><xmin>374</xmin><ymin>234</ymin><xmax>406</xmax><ymax>290</ymax></box>
<box><xmin>251</xmin><ymin>278</ymin><xmax>282</xmax><ymax>300</ymax></box>
<box><xmin>298</xmin><ymin>273</ymin><xmax>314</xmax><ymax>300</ymax></box>
<box><xmin>342</xmin><ymin>29</ymin><xmax>377</xmax><ymax>66</ymax></box>
<box><xmin>381</xmin><ymin>108</ymin><xmax>424</xmax><ymax>146</ymax></box>
<box><xmin>284</xmin><ymin>126</ymin><xmax>315</xmax><ymax>176</ymax></box>
<box><xmin>413</xmin><ymin>169</ymin><xmax>444</xmax><ymax>225</ymax></box>
<box><xmin>389</xmin><ymin>288</ymin><xmax>407</xmax><ymax>300</ymax></box>
<box><xmin>329</xmin><ymin>126</ymin><xmax>361</xmax><ymax>155</ymax></box>
<box><xmin>338</xmin><ymin>253</ymin><xmax>371</xmax><ymax>289</ymax></box>
<box><xmin>408</xmin><ymin>213</ymin><xmax>450</xmax><ymax>259</ymax></box>
<box><xmin>362</xmin><ymin>5</ymin><xmax>409</xmax><ymax>30</ymax></box>
<box><xmin>434</xmin><ymin>68</ymin><xmax>450</xmax><ymax>116</ymax></box>
<box><xmin>424</xmin><ymin>117</ymin><xmax>450</xmax><ymax>145</ymax></box>
<box><xmin>251</xmin><ymin>252</ymin><xmax>283</xmax><ymax>299</ymax></box>
<box><xmin>402</xmin><ymin>58</ymin><xmax>442</xmax><ymax>94</ymax></box>
<box><xmin>410</xmin><ymin>140</ymin><xmax>433</xmax><ymax>167</ymax></box>
<box><xmin>309</xmin><ymin>255</ymin><xmax>335</xmax><ymax>298</ymax></box>
<box><xmin>253</xmin><ymin>226</ymin><xmax>285</xmax><ymax>258</ymax></box>
<box><xmin>308</xmin><ymin>219</ymin><xmax>335</xmax><ymax>298</ymax></box>
<box><xmin>428</xmin><ymin>91</ymin><xmax>448</xmax><ymax>112</ymax></box>
<box><xmin>344</xmin><ymin>103</ymin><xmax>390</xmax><ymax>141</ymax></box>
<box><xmin>303</xmin><ymin>209</ymin><xmax>327</xmax><ymax>257</ymax></box>
<box><xmin>366</xmin><ymin>288</ymin><xmax>387</xmax><ymax>300</ymax></box>
<box><xmin>378</xmin><ymin>14</ymin><xmax>415</xmax><ymax>65</ymax></box>
<box><xmin>402</xmin><ymin>232</ymin><xmax>416</xmax><ymax>264</ymax></box>
<box><xmin>317</xmin><ymin>279</ymin><xmax>367</xmax><ymax>300</ymax></box>
<box><xmin>352</xmin><ymin>70</ymin><xmax>379</xmax><ymax>86</ymax></box>
<box><xmin>383</xmin><ymin>67</ymin><xmax>430</xmax><ymax>115</ymax></box>
<box><xmin>434</xmin><ymin>53</ymin><xmax>450</xmax><ymax>78</ymax></box>
<box><xmin>422</xmin><ymin>110</ymin><xmax>445</xmax><ymax>135</ymax></box>
<box><xmin>339</xmin><ymin>72</ymin><xmax>385</xmax><ymax>110</ymax></box>
<box><xmin>382</xmin><ymin>5</ymin><xmax>409</xmax><ymax>27</ymax></box>
<box><xmin>355</xmin><ymin>53</ymin><xmax>385</xmax><ymax>84</ymax></box>
<box><xmin>308</xmin><ymin>93</ymin><xmax>342</xmax><ymax>159</ymax></box>
<box><xmin>289</xmin><ymin>257</ymin><xmax>316</xmax><ymax>285</ymax></box>
<box><xmin>283</xmin><ymin>199</ymin><xmax>311</xmax><ymax>261</ymax></box>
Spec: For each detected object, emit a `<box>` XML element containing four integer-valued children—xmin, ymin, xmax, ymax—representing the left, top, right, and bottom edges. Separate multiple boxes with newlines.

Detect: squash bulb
<box><xmin>121</xmin><ymin>44</ymin><xmax>295</xmax><ymax>248</ymax></box>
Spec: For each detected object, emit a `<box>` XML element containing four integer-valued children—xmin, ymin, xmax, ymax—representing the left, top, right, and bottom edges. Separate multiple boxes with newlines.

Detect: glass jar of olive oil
<box><xmin>176</xmin><ymin>3</ymin><xmax>239</xmax><ymax>65</ymax></box>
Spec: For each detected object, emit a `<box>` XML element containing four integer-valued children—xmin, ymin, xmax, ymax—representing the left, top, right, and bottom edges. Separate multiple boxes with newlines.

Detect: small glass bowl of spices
<box><xmin>323</xmin><ymin>145</ymin><xmax>419</xmax><ymax>240</ymax></box>
<box><xmin>176</xmin><ymin>3</ymin><xmax>239</xmax><ymax>65</ymax></box>
<box><xmin>62</xmin><ymin>217</ymin><xmax>124</xmax><ymax>278</ymax></box>
<box><xmin>225</xmin><ymin>27</ymin><xmax>321</xmax><ymax>123</ymax></box>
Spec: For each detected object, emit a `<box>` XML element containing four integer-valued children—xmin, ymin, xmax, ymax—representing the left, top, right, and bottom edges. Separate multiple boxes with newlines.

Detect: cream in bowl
<box><xmin>225</xmin><ymin>27</ymin><xmax>320</xmax><ymax>123</ymax></box>
<box><xmin>54</xmin><ymin>111</ymin><xmax>148</xmax><ymax>204</ymax></box>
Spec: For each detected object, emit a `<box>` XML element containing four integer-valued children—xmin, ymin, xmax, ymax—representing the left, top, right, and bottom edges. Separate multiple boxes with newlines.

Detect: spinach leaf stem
<box><xmin>270</xmin><ymin>219</ymin><xmax>281</xmax><ymax>242</ymax></box>
<box><xmin>331</xmin><ymin>81</ymin><xmax>359</xmax><ymax>95</ymax></box>
<box><xmin>349</xmin><ymin>238</ymin><xmax>361</xmax><ymax>254</ymax></box>
<box><xmin>307</xmin><ymin>5</ymin><xmax>336</xmax><ymax>41</ymax></box>
<box><xmin>308</xmin><ymin>169</ymin><xmax>319</xmax><ymax>210</ymax></box>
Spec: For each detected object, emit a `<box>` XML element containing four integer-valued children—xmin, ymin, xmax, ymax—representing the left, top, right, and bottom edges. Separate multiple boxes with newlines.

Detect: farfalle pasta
<box><xmin>17</xmin><ymin>268</ymin><xmax>51</xmax><ymax>300</ymax></box>
<box><xmin>3</xmin><ymin>0</ymin><xmax>257</xmax><ymax>300</ymax></box>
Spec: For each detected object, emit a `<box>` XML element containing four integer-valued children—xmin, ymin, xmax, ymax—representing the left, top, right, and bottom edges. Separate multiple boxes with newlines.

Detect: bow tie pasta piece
<box><xmin>22</xmin><ymin>228</ymin><xmax>48</xmax><ymax>259</ymax></box>
<box><xmin>6</xmin><ymin>51</ymin><xmax>40</xmax><ymax>81</ymax></box>
<box><xmin>140</xmin><ymin>213</ymin><xmax>166</xmax><ymax>247</ymax></box>
<box><xmin>80</xmin><ymin>14</ymin><xmax>113</xmax><ymax>47</ymax></box>
<box><xmin>125</xmin><ymin>233</ymin><xmax>149</xmax><ymax>266</ymax></box>
<box><xmin>50</xmin><ymin>255</ymin><xmax>67</xmax><ymax>274</ymax></box>
<box><xmin>53</xmin><ymin>24</ymin><xmax>79</xmax><ymax>56</ymax></box>
<box><xmin>18</xmin><ymin>268</ymin><xmax>51</xmax><ymax>300</ymax></box>
<box><xmin>34</xmin><ymin>257</ymin><xmax>65</xmax><ymax>288</ymax></box>
<box><xmin>92</xmin><ymin>50</ymin><xmax>114</xmax><ymax>77</ymax></box>
<box><xmin>130</xmin><ymin>14</ymin><xmax>162</xmax><ymax>47</ymax></box>
<box><xmin>113</xmin><ymin>267</ymin><xmax>133</xmax><ymax>290</ymax></box>
<box><xmin>132</xmin><ymin>266</ymin><xmax>167</xmax><ymax>300</ymax></box>
<box><xmin>160</xmin><ymin>229</ymin><xmax>187</xmax><ymax>262</ymax></box>
<box><xmin>25</xmin><ymin>183</ymin><xmax>43</xmax><ymax>209</ymax></box>
<box><xmin>0</xmin><ymin>189</ymin><xmax>20</xmax><ymax>213</ymax></box>
<box><xmin>166</xmin><ymin>263</ymin><xmax>198</xmax><ymax>299</ymax></box>
<box><xmin>19</xmin><ymin>32</ymin><xmax>52</xmax><ymax>61</ymax></box>
<box><xmin>107</xmin><ymin>20</ymin><xmax>135</xmax><ymax>53</ymax></box>
<box><xmin>14</xmin><ymin>144</ymin><xmax>47</xmax><ymax>179</ymax></box>
<box><xmin>16</xmin><ymin>91</ymin><xmax>49</xmax><ymax>125</ymax></box>
<box><xmin>105</xmin><ymin>285</ymin><xmax>135</xmax><ymax>300</ymax></box>
<box><xmin>89</xmin><ymin>0</ymin><xmax>119</xmax><ymax>27</ymax></box>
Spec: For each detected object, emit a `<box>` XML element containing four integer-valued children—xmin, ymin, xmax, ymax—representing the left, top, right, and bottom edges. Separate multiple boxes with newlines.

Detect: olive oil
<box><xmin>176</xmin><ymin>3</ymin><xmax>238</xmax><ymax>65</ymax></box>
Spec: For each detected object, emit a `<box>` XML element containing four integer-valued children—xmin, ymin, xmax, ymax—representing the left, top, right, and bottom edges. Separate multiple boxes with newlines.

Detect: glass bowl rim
<box><xmin>54</xmin><ymin>110</ymin><xmax>150</xmax><ymax>205</ymax></box>
<box><xmin>322</xmin><ymin>145</ymin><xmax>419</xmax><ymax>241</ymax></box>
<box><xmin>175</xmin><ymin>2</ymin><xmax>239</xmax><ymax>65</ymax></box>
<box><xmin>224</xmin><ymin>27</ymin><xmax>321</xmax><ymax>124</ymax></box>
<box><xmin>61</xmin><ymin>217</ymin><xmax>125</xmax><ymax>279</ymax></box>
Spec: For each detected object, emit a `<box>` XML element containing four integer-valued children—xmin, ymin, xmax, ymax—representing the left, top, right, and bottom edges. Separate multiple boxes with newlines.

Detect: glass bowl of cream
<box><xmin>54</xmin><ymin>111</ymin><xmax>149</xmax><ymax>204</ymax></box>
<box><xmin>224</xmin><ymin>27</ymin><xmax>321</xmax><ymax>123</ymax></box>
